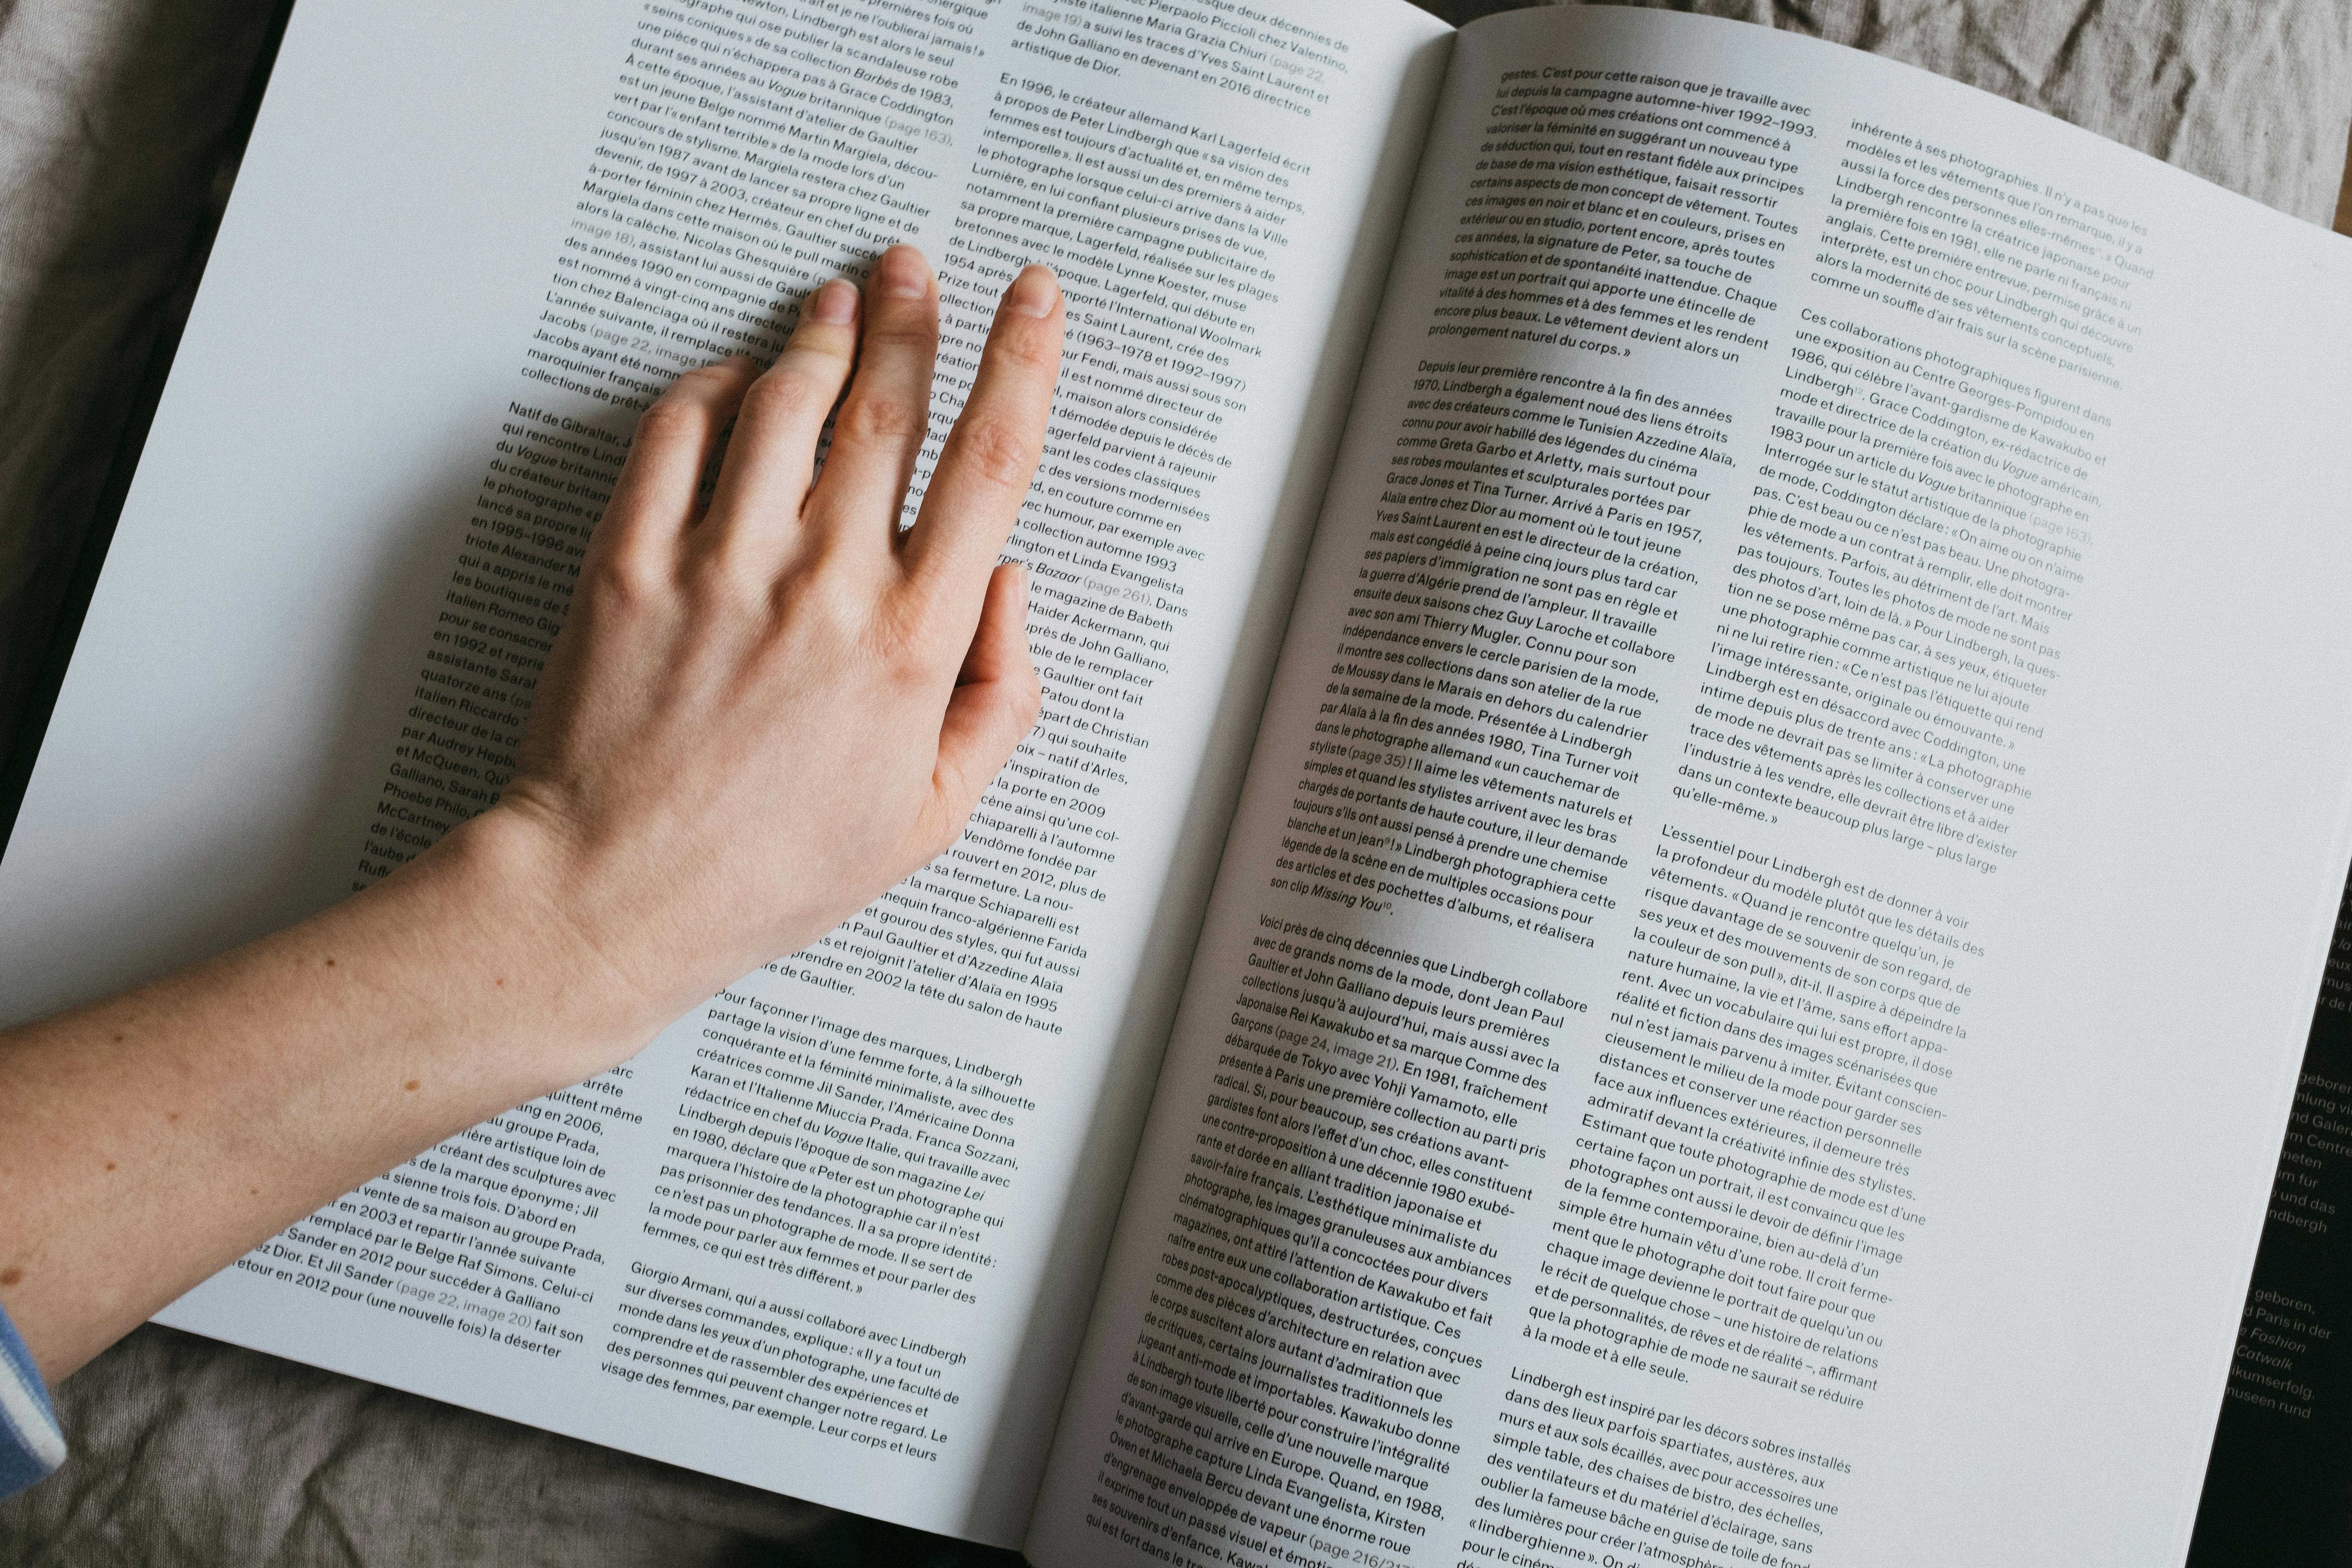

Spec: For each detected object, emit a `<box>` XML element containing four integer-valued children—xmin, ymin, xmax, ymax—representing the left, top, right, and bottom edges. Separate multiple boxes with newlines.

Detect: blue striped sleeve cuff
<box><xmin>0</xmin><ymin>1298</ymin><xmax>64</xmax><ymax>1498</ymax></box>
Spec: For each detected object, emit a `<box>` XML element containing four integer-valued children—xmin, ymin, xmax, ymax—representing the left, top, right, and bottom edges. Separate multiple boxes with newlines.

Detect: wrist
<box><xmin>390</xmin><ymin>805</ymin><xmax>681</xmax><ymax>1100</ymax></box>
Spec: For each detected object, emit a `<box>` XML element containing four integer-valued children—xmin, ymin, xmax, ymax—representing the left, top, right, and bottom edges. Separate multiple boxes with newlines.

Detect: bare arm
<box><xmin>0</xmin><ymin>247</ymin><xmax>1062</xmax><ymax>1381</ymax></box>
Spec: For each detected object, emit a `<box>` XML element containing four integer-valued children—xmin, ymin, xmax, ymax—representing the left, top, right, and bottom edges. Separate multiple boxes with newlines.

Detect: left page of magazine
<box><xmin>0</xmin><ymin>0</ymin><xmax>1451</xmax><ymax>1542</ymax></box>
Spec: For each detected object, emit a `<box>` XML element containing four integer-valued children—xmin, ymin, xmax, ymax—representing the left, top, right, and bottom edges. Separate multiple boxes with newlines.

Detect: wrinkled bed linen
<box><xmin>0</xmin><ymin>0</ymin><xmax>2346</xmax><ymax>1563</ymax></box>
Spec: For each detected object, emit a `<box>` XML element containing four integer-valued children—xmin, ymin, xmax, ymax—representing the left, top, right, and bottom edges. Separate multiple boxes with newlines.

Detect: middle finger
<box><xmin>804</xmin><ymin>244</ymin><xmax>938</xmax><ymax>552</ymax></box>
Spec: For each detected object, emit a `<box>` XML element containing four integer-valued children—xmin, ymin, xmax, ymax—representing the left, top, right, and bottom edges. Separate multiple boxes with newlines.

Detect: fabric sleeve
<box><xmin>0</xmin><ymin>1299</ymin><xmax>64</xmax><ymax>1498</ymax></box>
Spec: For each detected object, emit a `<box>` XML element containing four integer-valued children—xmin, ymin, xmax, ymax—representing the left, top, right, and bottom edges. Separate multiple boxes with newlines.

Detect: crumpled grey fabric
<box><xmin>0</xmin><ymin>1323</ymin><xmax>1005</xmax><ymax>1567</ymax></box>
<box><xmin>1474</xmin><ymin>0</ymin><xmax>2352</xmax><ymax>227</ymax></box>
<box><xmin>0</xmin><ymin>0</ymin><xmax>2345</xmax><ymax>1564</ymax></box>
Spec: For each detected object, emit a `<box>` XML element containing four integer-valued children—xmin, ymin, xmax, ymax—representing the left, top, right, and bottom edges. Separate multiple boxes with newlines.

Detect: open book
<box><xmin>5</xmin><ymin>0</ymin><xmax>2352</xmax><ymax>1561</ymax></box>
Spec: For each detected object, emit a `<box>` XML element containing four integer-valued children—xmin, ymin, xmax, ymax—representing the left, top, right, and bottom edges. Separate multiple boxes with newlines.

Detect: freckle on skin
<box><xmin>405</xmin><ymin>1081</ymin><xmax>421</xmax><ymax>1092</ymax></box>
<box><xmin>106</xmin><ymin>1162</ymin><xmax>117</xmax><ymax>1171</ymax></box>
<box><xmin>0</xmin><ymin>1269</ymin><xmax>20</xmax><ymax>1287</ymax></box>
<box><xmin>167</xmin><ymin>1112</ymin><xmax>181</xmax><ymax>1123</ymax></box>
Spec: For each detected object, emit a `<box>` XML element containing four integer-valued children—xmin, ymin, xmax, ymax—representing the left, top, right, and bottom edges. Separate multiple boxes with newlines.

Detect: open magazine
<box><xmin>4</xmin><ymin>0</ymin><xmax>2352</xmax><ymax>1562</ymax></box>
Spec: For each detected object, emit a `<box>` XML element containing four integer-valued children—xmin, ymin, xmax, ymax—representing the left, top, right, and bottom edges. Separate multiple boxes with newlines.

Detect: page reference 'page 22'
<box><xmin>0</xmin><ymin>0</ymin><xmax>1447</xmax><ymax>1544</ymax></box>
<box><xmin>1027</xmin><ymin>9</ymin><xmax>2352</xmax><ymax>1567</ymax></box>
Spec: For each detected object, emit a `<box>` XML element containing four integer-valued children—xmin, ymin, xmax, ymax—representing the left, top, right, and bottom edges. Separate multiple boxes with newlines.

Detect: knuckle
<box><xmin>668</xmin><ymin>361</ymin><xmax>740</xmax><ymax>400</ymax></box>
<box><xmin>631</xmin><ymin>395</ymin><xmax>708</xmax><ymax>448</ymax></box>
<box><xmin>946</xmin><ymin>415</ymin><xmax>1039</xmax><ymax>490</ymax></box>
<box><xmin>835</xmin><ymin>391</ymin><xmax>929</xmax><ymax>447</ymax></box>
<box><xmin>583</xmin><ymin>547</ymin><xmax>669</xmax><ymax>614</ymax></box>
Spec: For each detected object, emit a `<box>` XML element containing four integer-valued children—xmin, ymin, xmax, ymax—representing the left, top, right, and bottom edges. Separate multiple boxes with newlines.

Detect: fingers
<box><xmin>802</xmin><ymin>245</ymin><xmax>940</xmax><ymax>550</ymax></box>
<box><xmin>901</xmin><ymin>267</ymin><xmax>1064</xmax><ymax>594</ymax></box>
<box><xmin>627</xmin><ymin>250</ymin><xmax>1058</xmax><ymax>669</ymax></box>
<box><xmin>696</xmin><ymin>279</ymin><xmax>862</xmax><ymax>566</ymax></box>
<box><xmin>591</xmin><ymin>356</ymin><xmax>760</xmax><ymax>579</ymax></box>
<box><xmin>928</xmin><ymin>563</ymin><xmax>1042</xmax><ymax>844</ymax></box>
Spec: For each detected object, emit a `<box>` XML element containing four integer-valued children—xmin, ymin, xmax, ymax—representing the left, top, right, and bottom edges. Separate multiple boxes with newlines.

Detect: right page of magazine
<box><xmin>1026</xmin><ymin>9</ymin><xmax>2352</xmax><ymax>1567</ymax></box>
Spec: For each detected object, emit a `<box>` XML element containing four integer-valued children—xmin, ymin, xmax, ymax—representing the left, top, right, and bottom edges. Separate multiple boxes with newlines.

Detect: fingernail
<box><xmin>1007</xmin><ymin>265</ymin><xmax>1060</xmax><ymax>318</ymax></box>
<box><xmin>807</xmin><ymin>279</ymin><xmax>857</xmax><ymax>325</ymax></box>
<box><xmin>876</xmin><ymin>245</ymin><xmax>930</xmax><ymax>299</ymax></box>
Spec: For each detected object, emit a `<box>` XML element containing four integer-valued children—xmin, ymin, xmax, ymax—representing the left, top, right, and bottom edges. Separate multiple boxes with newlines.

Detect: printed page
<box><xmin>1026</xmin><ymin>9</ymin><xmax>2352</xmax><ymax>1567</ymax></box>
<box><xmin>0</xmin><ymin>0</ymin><xmax>1450</xmax><ymax>1543</ymax></box>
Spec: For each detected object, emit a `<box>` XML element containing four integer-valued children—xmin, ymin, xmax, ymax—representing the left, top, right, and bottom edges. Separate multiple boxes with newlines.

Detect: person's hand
<box><xmin>0</xmin><ymin>247</ymin><xmax>1063</xmax><ymax>1381</ymax></box>
<box><xmin>476</xmin><ymin>244</ymin><xmax>1062</xmax><ymax>1059</ymax></box>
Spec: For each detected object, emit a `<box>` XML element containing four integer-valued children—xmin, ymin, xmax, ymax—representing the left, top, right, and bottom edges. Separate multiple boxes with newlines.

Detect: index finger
<box><xmin>899</xmin><ymin>265</ymin><xmax>1064</xmax><ymax>593</ymax></box>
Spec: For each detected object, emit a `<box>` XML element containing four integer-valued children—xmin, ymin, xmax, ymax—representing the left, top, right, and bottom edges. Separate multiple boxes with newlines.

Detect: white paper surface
<box><xmin>0</xmin><ymin>0</ymin><xmax>1449</xmax><ymax>1543</ymax></box>
<box><xmin>1026</xmin><ymin>12</ymin><xmax>2352</xmax><ymax>1567</ymax></box>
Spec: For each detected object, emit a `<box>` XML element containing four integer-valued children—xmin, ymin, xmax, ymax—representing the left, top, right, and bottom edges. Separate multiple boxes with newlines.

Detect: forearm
<box><xmin>0</xmin><ymin>808</ymin><xmax>648</xmax><ymax>1381</ymax></box>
